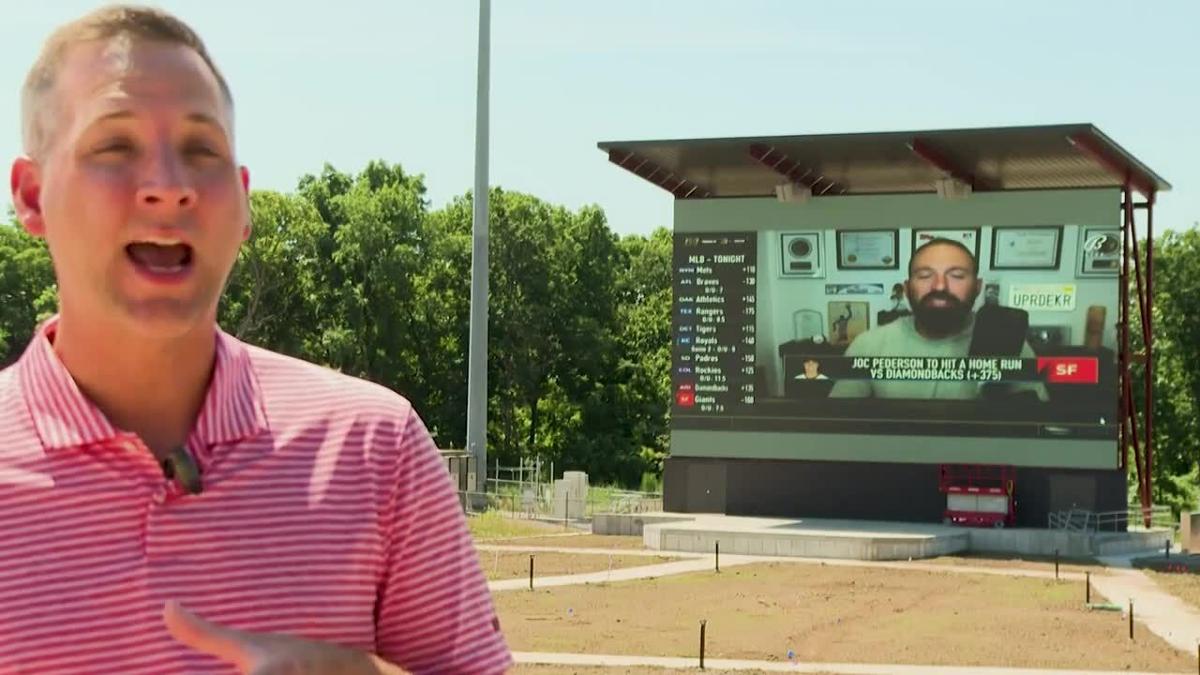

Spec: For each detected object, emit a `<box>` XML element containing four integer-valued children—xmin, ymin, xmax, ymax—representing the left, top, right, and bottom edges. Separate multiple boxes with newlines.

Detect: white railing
<box><xmin>1047</xmin><ymin>506</ymin><xmax>1175</xmax><ymax>532</ymax></box>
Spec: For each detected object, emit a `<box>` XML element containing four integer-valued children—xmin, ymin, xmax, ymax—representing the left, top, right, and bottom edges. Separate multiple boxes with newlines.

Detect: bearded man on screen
<box><xmin>829</xmin><ymin>238</ymin><xmax>1046</xmax><ymax>401</ymax></box>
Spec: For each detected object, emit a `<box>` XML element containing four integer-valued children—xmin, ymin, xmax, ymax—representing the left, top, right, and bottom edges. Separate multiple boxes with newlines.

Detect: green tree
<box><xmin>613</xmin><ymin>227</ymin><xmax>673</xmax><ymax>478</ymax></box>
<box><xmin>0</xmin><ymin>220</ymin><xmax>56</xmax><ymax>367</ymax></box>
<box><xmin>461</xmin><ymin>189</ymin><xmax>569</xmax><ymax>465</ymax></box>
<box><xmin>219</xmin><ymin>191</ymin><xmax>326</xmax><ymax>356</ymax></box>
<box><xmin>1131</xmin><ymin>227</ymin><xmax>1200</xmax><ymax>515</ymax></box>
<box><xmin>292</xmin><ymin>162</ymin><xmax>475</xmax><ymax>445</ymax></box>
<box><xmin>430</xmin><ymin>189</ymin><xmax>652</xmax><ymax>484</ymax></box>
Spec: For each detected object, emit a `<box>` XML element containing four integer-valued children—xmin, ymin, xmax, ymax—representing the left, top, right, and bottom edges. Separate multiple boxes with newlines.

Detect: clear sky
<box><xmin>3</xmin><ymin>1</ymin><xmax>1196</xmax><ymax>236</ymax></box>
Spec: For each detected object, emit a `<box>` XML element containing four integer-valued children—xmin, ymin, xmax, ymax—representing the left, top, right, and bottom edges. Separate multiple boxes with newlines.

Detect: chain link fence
<box><xmin>450</xmin><ymin>463</ymin><xmax>661</xmax><ymax>522</ymax></box>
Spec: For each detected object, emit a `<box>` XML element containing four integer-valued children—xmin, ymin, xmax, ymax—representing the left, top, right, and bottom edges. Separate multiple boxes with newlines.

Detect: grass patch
<box><xmin>468</xmin><ymin>511</ymin><xmax>558</xmax><ymax>540</ymax></box>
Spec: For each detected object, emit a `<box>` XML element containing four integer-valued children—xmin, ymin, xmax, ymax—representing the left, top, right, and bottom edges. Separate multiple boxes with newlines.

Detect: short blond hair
<box><xmin>20</xmin><ymin>4</ymin><xmax>234</xmax><ymax>158</ymax></box>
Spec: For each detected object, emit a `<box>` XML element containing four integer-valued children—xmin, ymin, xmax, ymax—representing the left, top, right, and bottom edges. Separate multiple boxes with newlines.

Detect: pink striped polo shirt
<box><xmin>0</xmin><ymin>316</ymin><xmax>510</xmax><ymax>674</ymax></box>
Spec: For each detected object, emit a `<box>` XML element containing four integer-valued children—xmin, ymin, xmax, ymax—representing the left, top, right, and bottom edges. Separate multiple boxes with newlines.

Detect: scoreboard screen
<box><xmin>671</xmin><ymin>225</ymin><xmax>1119</xmax><ymax>445</ymax></box>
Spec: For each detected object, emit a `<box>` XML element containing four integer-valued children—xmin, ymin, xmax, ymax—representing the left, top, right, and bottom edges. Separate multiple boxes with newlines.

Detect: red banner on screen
<box><xmin>1037</xmin><ymin>357</ymin><xmax>1100</xmax><ymax>384</ymax></box>
<box><xmin>676</xmin><ymin>384</ymin><xmax>695</xmax><ymax>407</ymax></box>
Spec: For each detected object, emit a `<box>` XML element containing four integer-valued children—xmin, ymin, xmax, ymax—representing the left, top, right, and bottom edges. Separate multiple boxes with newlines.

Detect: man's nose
<box><xmin>930</xmin><ymin>273</ymin><xmax>949</xmax><ymax>291</ymax></box>
<box><xmin>136</xmin><ymin>146</ymin><xmax>197</xmax><ymax>211</ymax></box>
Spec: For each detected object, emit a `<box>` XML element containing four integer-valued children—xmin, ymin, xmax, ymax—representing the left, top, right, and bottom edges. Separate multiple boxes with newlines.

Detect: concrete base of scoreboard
<box><xmin>593</xmin><ymin>512</ymin><xmax>1168</xmax><ymax>561</ymax></box>
<box><xmin>595</xmin><ymin>513</ymin><xmax>966</xmax><ymax>560</ymax></box>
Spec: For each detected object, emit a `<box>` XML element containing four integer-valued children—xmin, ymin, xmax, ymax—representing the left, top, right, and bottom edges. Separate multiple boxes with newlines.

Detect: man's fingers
<box><xmin>163</xmin><ymin>600</ymin><xmax>256</xmax><ymax>670</ymax></box>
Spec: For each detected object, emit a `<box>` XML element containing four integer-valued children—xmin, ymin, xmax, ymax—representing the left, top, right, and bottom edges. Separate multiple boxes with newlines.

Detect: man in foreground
<box><xmin>3</xmin><ymin>5</ymin><xmax>510</xmax><ymax>673</ymax></box>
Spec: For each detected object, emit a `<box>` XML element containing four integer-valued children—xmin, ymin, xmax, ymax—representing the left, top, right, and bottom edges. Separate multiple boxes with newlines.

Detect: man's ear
<box><xmin>10</xmin><ymin>157</ymin><xmax>46</xmax><ymax>237</ymax></box>
<box><xmin>239</xmin><ymin>165</ymin><xmax>251</xmax><ymax>241</ymax></box>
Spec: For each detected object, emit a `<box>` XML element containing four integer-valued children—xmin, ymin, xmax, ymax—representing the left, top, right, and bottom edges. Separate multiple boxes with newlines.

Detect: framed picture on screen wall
<box><xmin>990</xmin><ymin>226</ymin><xmax>1063</xmax><ymax>270</ymax></box>
<box><xmin>836</xmin><ymin>230</ymin><xmax>898</xmax><ymax>270</ymax></box>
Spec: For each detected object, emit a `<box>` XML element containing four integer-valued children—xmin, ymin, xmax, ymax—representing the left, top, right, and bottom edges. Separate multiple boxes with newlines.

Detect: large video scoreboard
<box><xmin>669</xmin><ymin>190</ymin><xmax>1121</xmax><ymax>469</ymax></box>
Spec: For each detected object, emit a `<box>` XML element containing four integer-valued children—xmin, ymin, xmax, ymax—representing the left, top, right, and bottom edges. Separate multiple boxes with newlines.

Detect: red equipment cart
<box><xmin>939</xmin><ymin>464</ymin><xmax>1015</xmax><ymax>528</ymax></box>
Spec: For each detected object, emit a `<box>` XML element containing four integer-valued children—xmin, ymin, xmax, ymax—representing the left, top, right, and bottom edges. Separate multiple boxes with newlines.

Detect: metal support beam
<box><xmin>607</xmin><ymin>149</ymin><xmax>711</xmax><ymax>199</ymax></box>
<box><xmin>1068</xmin><ymin>133</ymin><xmax>1157</xmax><ymax>199</ymax></box>
<box><xmin>748</xmin><ymin>143</ymin><xmax>845</xmax><ymax>195</ymax></box>
<box><xmin>907</xmin><ymin>138</ymin><xmax>991</xmax><ymax>191</ymax></box>
<box><xmin>1145</xmin><ymin>193</ymin><xmax>1155</xmax><ymax>523</ymax></box>
<box><xmin>1120</xmin><ymin>186</ymin><xmax>1135</xmax><ymax>492</ymax></box>
<box><xmin>1118</xmin><ymin>184</ymin><xmax>1156</xmax><ymax>526</ymax></box>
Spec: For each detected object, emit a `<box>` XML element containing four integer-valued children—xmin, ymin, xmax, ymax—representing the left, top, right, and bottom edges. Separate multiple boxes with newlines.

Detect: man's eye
<box><xmin>185</xmin><ymin>144</ymin><xmax>219</xmax><ymax>157</ymax></box>
<box><xmin>95</xmin><ymin>141</ymin><xmax>133</xmax><ymax>154</ymax></box>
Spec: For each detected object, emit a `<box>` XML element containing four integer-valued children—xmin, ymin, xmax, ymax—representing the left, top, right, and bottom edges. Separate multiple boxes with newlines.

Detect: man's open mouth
<box><xmin>126</xmin><ymin>242</ymin><xmax>194</xmax><ymax>274</ymax></box>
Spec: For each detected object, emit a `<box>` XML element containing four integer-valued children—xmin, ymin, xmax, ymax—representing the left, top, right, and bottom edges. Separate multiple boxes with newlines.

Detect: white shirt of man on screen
<box><xmin>829</xmin><ymin>239</ymin><xmax>1047</xmax><ymax>400</ymax></box>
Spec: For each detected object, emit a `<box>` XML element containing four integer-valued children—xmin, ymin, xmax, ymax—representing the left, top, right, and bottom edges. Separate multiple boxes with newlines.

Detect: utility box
<box><xmin>553</xmin><ymin>471</ymin><xmax>589</xmax><ymax>520</ymax></box>
<box><xmin>1183</xmin><ymin>511</ymin><xmax>1198</xmax><ymax>553</ymax></box>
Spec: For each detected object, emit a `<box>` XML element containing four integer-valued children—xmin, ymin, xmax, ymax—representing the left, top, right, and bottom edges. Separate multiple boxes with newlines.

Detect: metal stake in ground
<box><xmin>1085</xmin><ymin>571</ymin><xmax>1090</xmax><ymax>604</ymax></box>
<box><xmin>1055</xmin><ymin>549</ymin><xmax>1059</xmax><ymax>580</ymax></box>
<box><xmin>529</xmin><ymin>555</ymin><xmax>534</xmax><ymax>591</ymax></box>
<box><xmin>699</xmin><ymin>619</ymin><xmax>707</xmax><ymax>669</ymax></box>
<box><xmin>1129</xmin><ymin>599</ymin><xmax>1134</xmax><ymax>640</ymax></box>
<box><xmin>715</xmin><ymin>541</ymin><xmax>720</xmax><ymax>573</ymax></box>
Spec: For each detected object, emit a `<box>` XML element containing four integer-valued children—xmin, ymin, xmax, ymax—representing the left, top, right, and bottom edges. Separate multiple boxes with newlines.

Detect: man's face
<box><xmin>11</xmin><ymin>38</ymin><xmax>249</xmax><ymax>338</ymax></box>
<box><xmin>803</xmin><ymin>360</ymin><xmax>820</xmax><ymax>379</ymax></box>
<box><xmin>905</xmin><ymin>243</ymin><xmax>981</xmax><ymax>338</ymax></box>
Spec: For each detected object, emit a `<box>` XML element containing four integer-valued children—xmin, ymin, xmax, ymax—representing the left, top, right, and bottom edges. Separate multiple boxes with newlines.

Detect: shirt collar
<box><xmin>17</xmin><ymin>315</ymin><xmax>269</xmax><ymax>451</ymax></box>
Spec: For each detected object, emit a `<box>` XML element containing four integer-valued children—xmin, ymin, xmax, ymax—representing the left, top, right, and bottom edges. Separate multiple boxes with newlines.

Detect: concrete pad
<box><xmin>639</xmin><ymin>514</ymin><xmax>968</xmax><ymax>561</ymax></box>
<box><xmin>600</xmin><ymin>512</ymin><xmax>1166</xmax><ymax>562</ymax></box>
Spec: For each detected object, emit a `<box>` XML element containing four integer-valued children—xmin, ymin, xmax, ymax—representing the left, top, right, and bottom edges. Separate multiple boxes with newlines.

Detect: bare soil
<box><xmin>484</xmin><ymin>534</ymin><xmax>650</xmax><ymax>551</ymax></box>
<box><xmin>478</xmin><ymin>549</ymin><xmax>675</xmax><ymax>581</ymax></box>
<box><xmin>1147</xmin><ymin>569</ymin><xmax>1200</xmax><ymax>612</ymax></box>
<box><xmin>493</xmin><ymin>562</ymin><xmax>1193</xmax><ymax>672</ymax></box>
<box><xmin>923</xmin><ymin>553</ymin><xmax>1105</xmax><ymax>575</ymax></box>
<box><xmin>511</xmin><ymin>662</ymin><xmax>801</xmax><ymax>667</ymax></box>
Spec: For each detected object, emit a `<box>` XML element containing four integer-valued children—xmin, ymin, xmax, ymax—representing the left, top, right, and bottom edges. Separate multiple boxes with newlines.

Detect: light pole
<box><xmin>466</xmin><ymin>0</ymin><xmax>491</xmax><ymax>498</ymax></box>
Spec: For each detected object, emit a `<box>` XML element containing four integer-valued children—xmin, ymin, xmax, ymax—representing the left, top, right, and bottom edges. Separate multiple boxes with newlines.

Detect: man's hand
<box><xmin>163</xmin><ymin>600</ymin><xmax>406</xmax><ymax>674</ymax></box>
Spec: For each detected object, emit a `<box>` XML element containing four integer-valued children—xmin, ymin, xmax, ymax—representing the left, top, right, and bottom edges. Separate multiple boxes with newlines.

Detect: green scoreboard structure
<box><xmin>600</xmin><ymin>125</ymin><xmax>1168</xmax><ymax>526</ymax></box>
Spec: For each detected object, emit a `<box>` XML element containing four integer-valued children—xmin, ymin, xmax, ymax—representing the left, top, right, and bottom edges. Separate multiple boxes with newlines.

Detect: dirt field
<box><xmin>506</xmin><ymin>662</ymin><xmax>825</xmax><ymax>667</ymax></box>
<box><xmin>1148</xmin><ymin>569</ymin><xmax>1200</xmax><ymax>611</ymax></box>
<box><xmin>493</xmin><ymin>562</ymin><xmax>1193</xmax><ymax>672</ymax></box>
<box><xmin>485</xmin><ymin>534</ymin><xmax>649</xmax><ymax>550</ymax></box>
<box><xmin>924</xmin><ymin>553</ymin><xmax>1104</xmax><ymax>575</ymax></box>
<box><xmin>478</xmin><ymin>549</ymin><xmax>675</xmax><ymax>581</ymax></box>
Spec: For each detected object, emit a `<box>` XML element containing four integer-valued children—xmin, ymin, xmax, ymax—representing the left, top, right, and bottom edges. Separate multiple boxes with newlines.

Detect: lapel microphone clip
<box><xmin>160</xmin><ymin>446</ymin><xmax>204</xmax><ymax>495</ymax></box>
